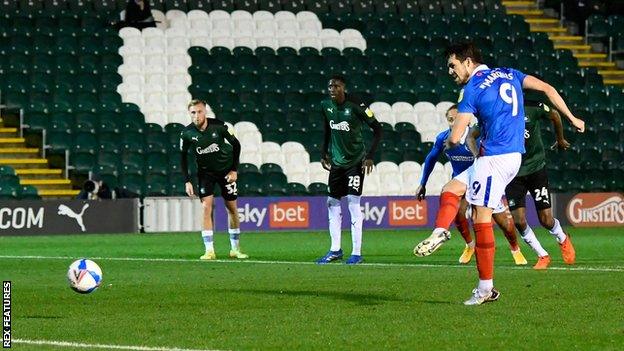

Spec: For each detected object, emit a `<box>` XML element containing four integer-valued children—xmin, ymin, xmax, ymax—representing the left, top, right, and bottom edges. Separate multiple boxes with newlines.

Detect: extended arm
<box><xmin>448</xmin><ymin>113</ymin><xmax>472</xmax><ymax>146</ymax></box>
<box><xmin>548</xmin><ymin>107</ymin><xmax>570</xmax><ymax>150</ymax></box>
<box><xmin>523</xmin><ymin>75</ymin><xmax>585</xmax><ymax>132</ymax></box>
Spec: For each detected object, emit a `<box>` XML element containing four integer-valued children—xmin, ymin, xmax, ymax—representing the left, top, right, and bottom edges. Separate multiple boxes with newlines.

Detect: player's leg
<box><xmin>345</xmin><ymin>162</ymin><xmax>365</xmax><ymax>264</ymax></box>
<box><xmin>463</xmin><ymin>153</ymin><xmax>521</xmax><ymax>306</ymax></box>
<box><xmin>492</xmin><ymin>203</ymin><xmax>527</xmax><ymax>265</ymax></box>
<box><xmin>198</xmin><ymin>173</ymin><xmax>217</xmax><ymax>260</ymax></box>
<box><xmin>316</xmin><ymin>168</ymin><xmax>345</xmax><ymax>264</ymax></box>
<box><xmin>219</xmin><ymin>177</ymin><xmax>248</xmax><ymax>259</ymax></box>
<box><xmin>200</xmin><ymin>195</ymin><xmax>216</xmax><ymax>260</ymax></box>
<box><xmin>465</xmin><ymin>204</ymin><xmax>499</xmax><ymax>305</ymax></box>
<box><xmin>456</xmin><ymin>198</ymin><xmax>475</xmax><ymax>264</ymax></box>
<box><xmin>414</xmin><ymin>175</ymin><xmax>467</xmax><ymax>257</ymax></box>
<box><xmin>506</xmin><ymin>175</ymin><xmax>551</xmax><ymax>268</ymax></box>
<box><xmin>529</xmin><ymin>168</ymin><xmax>575</xmax><ymax>264</ymax></box>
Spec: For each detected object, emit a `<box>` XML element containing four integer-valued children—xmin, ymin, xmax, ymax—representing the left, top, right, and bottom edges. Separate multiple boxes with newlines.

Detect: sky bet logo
<box><xmin>269</xmin><ymin>202</ymin><xmax>309</xmax><ymax>228</ymax></box>
<box><xmin>388</xmin><ymin>200</ymin><xmax>427</xmax><ymax>226</ymax></box>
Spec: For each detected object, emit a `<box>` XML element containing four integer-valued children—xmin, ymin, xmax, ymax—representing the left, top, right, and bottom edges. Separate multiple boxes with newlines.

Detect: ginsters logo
<box><xmin>566</xmin><ymin>193</ymin><xmax>624</xmax><ymax>227</ymax></box>
<box><xmin>196</xmin><ymin>143</ymin><xmax>220</xmax><ymax>154</ymax></box>
<box><xmin>329</xmin><ymin>120</ymin><xmax>350</xmax><ymax>131</ymax></box>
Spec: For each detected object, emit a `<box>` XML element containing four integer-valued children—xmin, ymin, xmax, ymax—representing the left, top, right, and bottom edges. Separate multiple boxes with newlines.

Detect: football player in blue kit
<box><xmin>415</xmin><ymin>105</ymin><xmax>527</xmax><ymax>265</ymax></box>
<box><xmin>414</xmin><ymin>42</ymin><xmax>585</xmax><ymax>305</ymax></box>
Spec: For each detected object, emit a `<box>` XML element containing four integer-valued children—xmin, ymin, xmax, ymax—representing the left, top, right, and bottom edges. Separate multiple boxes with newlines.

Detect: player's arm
<box><xmin>179</xmin><ymin>132</ymin><xmax>194</xmax><ymax>197</ymax></box>
<box><xmin>546</xmin><ymin>105</ymin><xmax>570</xmax><ymax>150</ymax></box>
<box><xmin>448</xmin><ymin>113</ymin><xmax>472</xmax><ymax>147</ymax></box>
<box><xmin>522</xmin><ymin>75</ymin><xmax>585</xmax><ymax>132</ymax></box>
<box><xmin>416</xmin><ymin>135</ymin><xmax>444</xmax><ymax>200</ymax></box>
<box><xmin>357</xmin><ymin>103</ymin><xmax>383</xmax><ymax>175</ymax></box>
<box><xmin>223</xmin><ymin>125</ymin><xmax>241</xmax><ymax>182</ymax></box>
<box><xmin>465</xmin><ymin>126</ymin><xmax>480</xmax><ymax>157</ymax></box>
<box><xmin>320</xmin><ymin>110</ymin><xmax>331</xmax><ymax>171</ymax></box>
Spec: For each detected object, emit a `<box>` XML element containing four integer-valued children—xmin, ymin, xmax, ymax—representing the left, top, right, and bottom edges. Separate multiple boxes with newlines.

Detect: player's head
<box><xmin>328</xmin><ymin>75</ymin><xmax>346</xmax><ymax>103</ymax></box>
<box><xmin>187</xmin><ymin>99</ymin><xmax>208</xmax><ymax>128</ymax></box>
<box><xmin>445</xmin><ymin>104</ymin><xmax>458</xmax><ymax>127</ymax></box>
<box><xmin>445</xmin><ymin>42</ymin><xmax>483</xmax><ymax>85</ymax></box>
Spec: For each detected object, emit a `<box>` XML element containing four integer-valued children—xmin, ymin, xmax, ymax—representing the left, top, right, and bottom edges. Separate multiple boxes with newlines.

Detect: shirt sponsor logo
<box><xmin>388</xmin><ymin>200</ymin><xmax>427</xmax><ymax>226</ymax></box>
<box><xmin>329</xmin><ymin>120</ymin><xmax>350</xmax><ymax>131</ymax></box>
<box><xmin>196</xmin><ymin>143</ymin><xmax>220</xmax><ymax>154</ymax></box>
<box><xmin>269</xmin><ymin>202</ymin><xmax>309</xmax><ymax>228</ymax></box>
<box><xmin>566</xmin><ymin>193</ymin><xmax>624</xmax><ymax>227</ymax></box>
<box><xmin>448</xmin><ymin>155</ymin><xmax>474</xmax><ymax>162</ymax></box>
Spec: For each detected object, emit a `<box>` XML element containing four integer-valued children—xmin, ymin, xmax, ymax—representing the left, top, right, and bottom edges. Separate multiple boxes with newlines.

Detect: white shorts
<box><xmin>455</xmin><ymin>153</ymin><xmax>521</xmax><ymax>210</ymax></box>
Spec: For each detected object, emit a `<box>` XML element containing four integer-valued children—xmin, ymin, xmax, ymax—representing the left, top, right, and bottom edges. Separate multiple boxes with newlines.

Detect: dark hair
<box><xmin>330</xmin><ymin>74</ymin><xmax>346</xmax><ymax>85</ymax></box>
<box><xmin>446</xmin><ymin>104</ymin><xmax>458</xmax><ymax>113</ymax></box>
<box><xmin>444</xmin><ymin>42</ymin><xmax>483</xmax><ymax>64</ymax></box>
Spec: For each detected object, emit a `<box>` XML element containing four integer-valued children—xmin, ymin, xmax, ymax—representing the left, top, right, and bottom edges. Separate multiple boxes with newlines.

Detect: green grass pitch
<box><xmin>1</xmin><ymin>227</ymin><xmax>623</xmax><ymax>350</ymax></box>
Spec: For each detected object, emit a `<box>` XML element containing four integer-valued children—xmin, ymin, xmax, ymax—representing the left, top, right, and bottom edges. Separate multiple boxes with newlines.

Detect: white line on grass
<box><xmin>13</xmin><ymin>338</ymin><xmax>225</xmax><ymax>351</ymax></box>
<box><xmin>1</xmin><ymin>255</ymin><xmax>623</xmax><ymax>272</ymax></box>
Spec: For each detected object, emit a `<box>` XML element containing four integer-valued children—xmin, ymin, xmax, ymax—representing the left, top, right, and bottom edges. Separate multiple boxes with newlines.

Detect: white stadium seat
<box><xmin>209</xmin><ymin>10</ymin><xmax>230</xmax><ymax>21</ymax></box>
<box><xmin>253</xmin><ymin>10</ymin><xmax>274</xmax><ymax>21</ymax></box>
<box><xmin>165</xmin><ymin>10</ymin><xmax>186</xmax><ymax>21</ymax></box>
<box><xmin>370</xmin><ymin>101</ymin><xmax>392</xmax><ymax>114</ymax></box>
<box><xmin>274</xmin><ymin>11</ymin><xmax>296</xmax><ymax>21</ymax></box>
<box><xmin>414</xmin><ymin>101</ymin><xmax>437</xmax><ymax>113</ymax></box>
<box><xmin>342</xmin><ymin>37</ymin><xmax>366</xmax><ymax>51</ymax></box>
<box><xmin>288</xmin><ymin>172</ymin><xmax>310</xmax><ymax>186</ymax></box>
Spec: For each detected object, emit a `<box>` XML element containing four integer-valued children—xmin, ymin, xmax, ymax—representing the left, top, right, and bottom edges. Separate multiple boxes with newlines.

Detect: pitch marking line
<box><xmin>13</xmin><ymin>338</ymin><xmax>225</xmax><ymax>351</ymax></box>
<box><xmin>0</xmin><ymin>255</ymin><xmax>623</xmax><ymax>272</ymax></box>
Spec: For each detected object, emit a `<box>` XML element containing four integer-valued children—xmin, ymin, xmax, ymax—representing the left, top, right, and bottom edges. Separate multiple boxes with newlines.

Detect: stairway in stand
<box><xmin>503</xmin><ymin>0</ymin><xmax>624</xmax><ymax>86</ymax></box>
<box><xmin>0</xmin><ymin>126</ymin><xmax>80</xmax><ymax>198</ymax></box>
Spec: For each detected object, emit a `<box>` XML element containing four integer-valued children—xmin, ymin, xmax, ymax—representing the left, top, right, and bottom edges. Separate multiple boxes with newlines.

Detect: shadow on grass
<box><xmin>215</xmin><ymin>288</ymin><xmax>406</xmax><ymax>305</ymax></box>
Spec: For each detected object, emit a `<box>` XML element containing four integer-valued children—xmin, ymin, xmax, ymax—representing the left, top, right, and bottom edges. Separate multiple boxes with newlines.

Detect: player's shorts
<box><xmin>455</xmin><ymin>153</ymin><xmax>521</xmax><ymax>210</ymax></box>
<box><xmin>328</xmin><ymin>160</ymin><xmax>365</xmax><ymax>199</ymax></box>
<box><xmin>197</xmin><ymin>170</ymin><xmax>238</xmax><ymax>201</ymax></box>
<box><xmin>505</xmin><ymin>166</ymin><xmax>551</xmax><ymax>211</ymax></box>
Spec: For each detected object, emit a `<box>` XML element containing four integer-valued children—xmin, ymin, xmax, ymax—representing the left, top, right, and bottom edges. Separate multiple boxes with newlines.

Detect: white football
<box><xmin>67</xmin><ymin>259</ymin><xmax>103</xmax><ymax>294</ymax></box>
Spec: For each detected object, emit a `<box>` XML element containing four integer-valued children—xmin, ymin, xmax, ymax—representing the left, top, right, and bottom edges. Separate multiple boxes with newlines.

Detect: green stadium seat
<box><xmin>19</xmin><ymin>185</ymin><xmax>39</xmax><ymax>199</ymax></box>
<box><xmin>145</xmin><ymin>174</ymin><xmax>168</xmax><ymax>196</ymax></box>
<box><xmin>119</xmin><ymin>174</ymin><xmax>145</xmax><ymax>197</ymax></box>
<box><xmin>286</xmin><ymin>182</ymin><xmax>309</xmax><ymax>196</ymax></box>
<box><xmin>308</xmin><ymin>182</ymin><xmax>328</xmax><ymax>196</ymax></box>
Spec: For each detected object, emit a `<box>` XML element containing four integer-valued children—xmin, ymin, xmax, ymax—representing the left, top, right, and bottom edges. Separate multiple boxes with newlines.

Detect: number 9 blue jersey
<box><xmin>457</xmin><ymin>66</ymin><xmax>526</xmax><ymax>156</ymax></box>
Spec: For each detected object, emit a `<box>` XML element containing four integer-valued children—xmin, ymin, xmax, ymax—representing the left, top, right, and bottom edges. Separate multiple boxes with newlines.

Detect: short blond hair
<box><xmin>187</xmin><ymin>99</ymin><xmax>206</xmax><ymax>110</ymax></box>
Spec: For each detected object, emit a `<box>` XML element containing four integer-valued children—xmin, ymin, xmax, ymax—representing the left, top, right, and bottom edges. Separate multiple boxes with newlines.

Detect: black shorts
<box><xmin>505</xmin><ymin>167</ymin><xmax>551</xmax><ymax>211</ymax></box>
<box><xmin>328</xmin><ymin>161</ymin><xmax>365</xmax><ymax>199</ymax></box>
<box><xmin>197</xmin><ymin>171</ymin><xmax>237</xmax><ymax>201</ymax></box>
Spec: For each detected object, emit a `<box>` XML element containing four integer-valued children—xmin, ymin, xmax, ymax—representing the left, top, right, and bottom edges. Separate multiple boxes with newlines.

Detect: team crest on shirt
<box><xmin>212</xmin><ymin>132</ymin><xmax>218</xmax><ymax>138</ymax></box>
<box><xmin>344</xmin><ymin>108</ymin><xmax>351</xmax><ymax>116</ymax></box>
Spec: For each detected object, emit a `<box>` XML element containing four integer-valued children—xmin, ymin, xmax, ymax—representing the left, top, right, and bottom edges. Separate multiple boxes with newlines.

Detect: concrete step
<box><xmin>38</xmin><ymin>189</ymin><xmax>81</xmax><ymax>198</ymax></box>
<box><xmin>0</xmin><ymin>158</ymin><xmax>48</xmax><ymax>168</ymax></box>
<box><xmin>532</xmin><ymin>27</ymin><xmax>568</xmax><ymax>35</ymax></box>
<box><xmin>502</xmin><ymin>1</ymin><xmax>537</xmax><ymax>9</ymax></box>
<box><xmin>554</xmin><ymin>44</ymin><xmax>592</xmax><ymax>52</ymax></box>
<box><xmin>604</xmin><ymin>79</ymin><xmax>624</xmax><ymax>85</ymax></box>
<box><xmin>21</xmin><ymin>179</ymin><xmax>73</xmax><ymax>190</ymax></box>
<box><xmin>574</xmin><ymin>53</ymin><xmax>608</xmax><ymax>61</ymax></box>
<box><xmin>549</xmin><ymin>35</ymin><xmax>584</xmax><ymax>44</ymax></box>
<box><xmin>578</xmin><ymin>61</ymin><xmax>617</xmax><ymax>68</ymax></box>
<box><xmin>15</xmin><ymin>168</ymin><xmax>64</xmax><ymax>180</ymax></box>
<box><xmin>0</xmin><ymin>148</ymin><xmax>40</xmax><ymax>158</ymax></box>
<box><xmin>506</xmin><ymin>9</ymin><xmax>544</xmax><ymax>17</ymax></box>
<box><xmin>0</xmin><ymin>138</ymin><xmax>26</xmax><ymax>148</ymax></box>
<box><xmin>598</xmin><ymin>70</ymin><xmax>624</xmax><ymax>79</ymax></box>
<box><xmin>0</xmin><ymin>128</ymin><xmax>18</xmax><ymax>138</ymax></box>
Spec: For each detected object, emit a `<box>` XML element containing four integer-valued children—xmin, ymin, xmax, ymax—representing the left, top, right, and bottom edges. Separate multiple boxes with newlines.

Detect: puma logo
<box><xmin>58</xmin><ymin>204</ymin><xmax>89</xmax><ymax>232</ymax></box>
<box><xmin>191</xmin><ymin>136</ymin><xmax>199</xmax><ymax>142</ymax></box>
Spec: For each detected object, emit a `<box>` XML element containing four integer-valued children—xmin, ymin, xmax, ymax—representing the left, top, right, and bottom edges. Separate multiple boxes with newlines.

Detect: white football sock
<box><xmin>201</xmin><ymin>230</ymin><xmax>214</xmax><ymax>251</ymax></box>
<box><xmin>548</xmin><ymin>218</ymin><xmax>567</xmax><ymax>243</ymax></box>
<box><xmin>327</xmin><ymin>197</ymin><xmax>342</xmax><ymax>252</ymax></box>
<box><xmin>347</xmin><ymin>195</ymin><xmax>363</xmax><ymax>256</ymax></box>
<box><xmin>478</xmin><ymin>279</ymin><xmax>493</xmax><ymax>295</ymax></box>
<box><xmin>520</xmin><ymin>225</ymin><xmax>549</xmax><ymax>257</ymax></box>
<box><xmin>229</xmin><ymin>228</ymin><xmax>240</xmax><ymax>250</ymax></box>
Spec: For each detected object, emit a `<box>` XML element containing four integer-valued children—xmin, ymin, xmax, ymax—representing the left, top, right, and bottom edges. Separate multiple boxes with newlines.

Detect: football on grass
<box><xmin>67</xmin><ymin>259</ymin><xmax>102</xmax><ymax>294</ymax></box>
